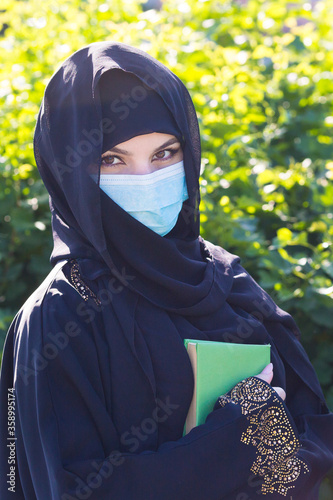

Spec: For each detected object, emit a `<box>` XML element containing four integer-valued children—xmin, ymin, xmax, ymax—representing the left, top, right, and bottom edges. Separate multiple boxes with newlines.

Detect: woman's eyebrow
<box><xmin>107</xmin><ymin>137</ymin><xmax>180</xmax><ymax>156</ymax></box>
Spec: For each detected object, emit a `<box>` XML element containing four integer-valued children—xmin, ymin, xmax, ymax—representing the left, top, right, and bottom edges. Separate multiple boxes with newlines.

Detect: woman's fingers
<box><xmin>255</xmin><ymin>362</ymin><xmax>274</xmax><ymax>384</ymax></box>
<box><xmin>254</xmin><ymin>363</ymin><xmax>286</xmax><ymax>400</ymax></box>
<box><xmin>273</xmin><ymin>386</ymin><xmax>286</xmax><ymax>401</ymax></box>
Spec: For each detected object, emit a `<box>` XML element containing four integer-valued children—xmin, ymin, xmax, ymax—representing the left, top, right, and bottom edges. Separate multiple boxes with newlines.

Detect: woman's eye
<box><xmin>153</xmin><ymin>148</ymin><xmax>177</xmax><ymax>161</ymax></box>
<box><xmin>101</xmin><ymin>155</ymin><xmax>122</xmax><ymax>166</ymax></box>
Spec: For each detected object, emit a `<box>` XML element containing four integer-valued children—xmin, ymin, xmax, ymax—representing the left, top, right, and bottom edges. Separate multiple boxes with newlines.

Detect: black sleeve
<box><xmin>213</xmin><ymin>375</ymin><xmax>333</xmax><ymax>499</ymax></box>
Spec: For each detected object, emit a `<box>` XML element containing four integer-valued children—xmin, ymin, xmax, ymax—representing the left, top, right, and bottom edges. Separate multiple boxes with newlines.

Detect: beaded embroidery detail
<box><xmin>68</xmin><ymin>259</ymin><xmax>101</xmax><ymax>306</ymax></box>
<box><xmin>218</xmin><ymin>377</ymin><xmax>309</xmax><ymax>496</ymax></box>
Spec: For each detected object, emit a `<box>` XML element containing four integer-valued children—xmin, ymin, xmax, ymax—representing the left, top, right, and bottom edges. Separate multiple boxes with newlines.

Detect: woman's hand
<box><xmin>255</xmin><ymin>363</ymin><xmax>286</xmax><ymax>401</ymax></box>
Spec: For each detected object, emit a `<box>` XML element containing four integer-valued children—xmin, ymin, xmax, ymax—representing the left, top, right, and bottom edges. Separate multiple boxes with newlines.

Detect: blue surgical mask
<box><xmin>97</xmin><ymin>160</ymin><xmax>189</xmax><ymax>236</ymax></box>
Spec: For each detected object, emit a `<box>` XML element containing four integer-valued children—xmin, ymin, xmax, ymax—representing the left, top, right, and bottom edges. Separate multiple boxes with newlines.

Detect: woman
<box><xmin>0</xmin><ymin>41</ymin><xmax>332</xmax><ymax>500</ymax></box>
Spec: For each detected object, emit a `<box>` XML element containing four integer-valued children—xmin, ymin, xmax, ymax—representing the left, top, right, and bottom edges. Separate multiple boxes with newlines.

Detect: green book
<box><xmin>183</xmin><ymin>339</ymin><xmax>271</xmax><ymax>435</ymax></box>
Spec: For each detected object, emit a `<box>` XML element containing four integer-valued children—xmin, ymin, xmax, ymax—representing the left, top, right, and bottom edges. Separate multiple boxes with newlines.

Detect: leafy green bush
<box><xmin>0</xmin><ymin>0</ymin><xmax>332</xmax><ymax>493</ymax></box>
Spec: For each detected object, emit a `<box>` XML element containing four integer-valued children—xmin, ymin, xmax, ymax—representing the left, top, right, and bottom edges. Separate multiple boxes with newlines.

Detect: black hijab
<box><xmin>98</xmin><ymin>68</ymin><xmax>182</xmax><ymax>153</ymax></box>
<box><xmin>34</xmin><ymin>41</ymin><xmax>222</xmax><ymax>313</ymax></box>
<box><xmin>33</xmin><ymin>41</ymin><xmax>326</xmax><ymax>403</ymax></box>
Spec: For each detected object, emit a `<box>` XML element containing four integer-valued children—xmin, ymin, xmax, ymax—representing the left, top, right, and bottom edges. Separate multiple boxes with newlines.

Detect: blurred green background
<box><xmin>0</xmin><ymin>0</ymin><xmax>332</xmax><ymax>496</ymax></box>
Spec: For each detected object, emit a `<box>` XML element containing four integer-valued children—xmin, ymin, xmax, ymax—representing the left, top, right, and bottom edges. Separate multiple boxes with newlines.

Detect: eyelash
<box><xmin>101</xmin><ymin>147</ymin><xmax>180</xmax><ymax>167</ymax></box>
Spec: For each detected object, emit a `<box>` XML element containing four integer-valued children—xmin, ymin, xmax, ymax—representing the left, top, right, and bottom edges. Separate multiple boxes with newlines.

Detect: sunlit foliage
<box><xmin>0</xmin><ymin>4</ymin><xmax>333</xmax><ymax>493</ymax></box>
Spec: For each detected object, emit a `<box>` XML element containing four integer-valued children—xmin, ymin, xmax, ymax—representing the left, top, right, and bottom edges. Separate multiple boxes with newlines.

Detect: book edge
<box><xmin>185</xmin><ymin>342</ymin><xmax>197</xmax><ymax>434</ymax></box>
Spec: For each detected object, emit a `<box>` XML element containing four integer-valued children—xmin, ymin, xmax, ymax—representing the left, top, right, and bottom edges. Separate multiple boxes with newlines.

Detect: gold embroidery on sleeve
<box><xmin>218</xmin><ymin>377</ymin><xmax>310</xmax><ymax>496</ymax></box>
